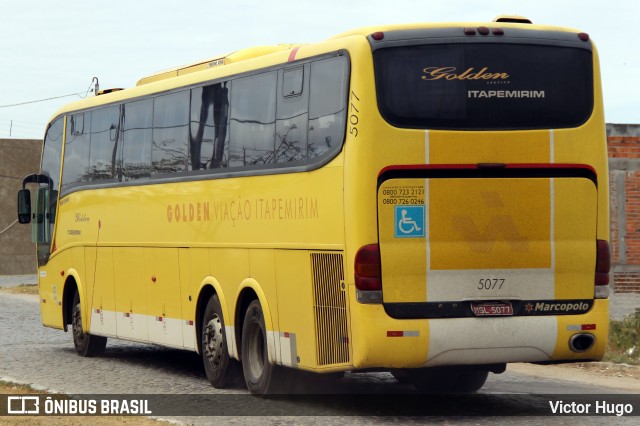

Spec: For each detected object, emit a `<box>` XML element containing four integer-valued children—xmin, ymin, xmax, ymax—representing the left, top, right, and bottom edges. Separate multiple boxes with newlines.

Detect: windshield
<box><xmin>373</xmin><ymin>43</ymin><xmax>593</xmax><ymax>130</ymax></box>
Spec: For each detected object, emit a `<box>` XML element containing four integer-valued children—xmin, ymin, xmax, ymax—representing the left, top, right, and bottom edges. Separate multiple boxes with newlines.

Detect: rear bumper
<box><xmin>350</xmin><ymin>298</ymin><xmax>608</xmax><ymax>369</ymax></box>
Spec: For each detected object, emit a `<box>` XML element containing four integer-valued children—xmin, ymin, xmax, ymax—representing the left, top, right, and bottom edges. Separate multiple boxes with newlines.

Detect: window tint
<box><xmin>153</xmin><ymin>91</ymin><xmax>189</xmax><ymax>175</ymax></box>
<box><xmin>374</xmin><ymin>43</ymin><xmax>593</xmax><ymax>130</ymax></box>
<box><xmin>62</xmin><ymin>112</ymin><xmax>91</xmax><ymax>190</ymax></box>
<box><xmin>122</xmin><ymin>99</ymin><xmax>153</xmax><ymax>181</ymax></box>
<box><xmin>308</xmin><ymin>56</ymin><xmax>348</xmax><ymax>159</ymax></box>
<box><xmin>89</xmin><ymin>106</ymin><xmax>120</xmax><ymax>181</ymax></box>
<box><xmin>36</xmin><ymin>117</ymin><xmax>64</xmax><ymax>263</ymax></box>
<box><xmin>190</xmin><ymin>83</ymin><xmax>230</xmax><ymax>170</ymax></box>
<box><xmin>283</xmin><ymin>67</ymin><xmax>304</xmax><ymax>97</ymax></box>
<box><xmin>276</xmin><ymin>65</ymin><xmax>308</xmax><ymax>163</ymax></box>
<box><xmin>55</xmin><ymin>52</ymin><xmax>349</xmax><ymax>191</ymax></box>
<box><xmin>229</xmin><ymin>72</ymin><xmax>277</xmax><ymax>167</ymax></box>
<box><xmin>41</xmin><ymin>117</ymin><xmax>64</xmax><ymax>190</ymax></box>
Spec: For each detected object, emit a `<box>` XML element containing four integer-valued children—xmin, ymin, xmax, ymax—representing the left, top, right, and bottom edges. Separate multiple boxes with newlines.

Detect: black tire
<box><xmin>450</xmin><ymin>370</ymin><xmax>489</xmax><ymax>393</ymax></box>
<box><xmin>241</xmin><ymin>300</ymin><xmax>291</xmax><ymax>394</ymax></box>
<box><xmin>394</xmin><ymin>367</ymin><xmax>488</xmax><ymax>394</ymax></box>
<box><xmin>71</xmin><ymin>291</ymin><xmax>107</xmax><ymax>357</ymax></box>
<box><xmin>202</xmin><ymin>295</ymin><xmax>241</xmax><ymax>388</ymax></box>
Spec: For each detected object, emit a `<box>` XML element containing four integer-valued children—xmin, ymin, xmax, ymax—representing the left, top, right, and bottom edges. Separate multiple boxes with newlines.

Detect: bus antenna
<box><xmin>92</xmin><ymin>77</ymin><xmax>100</xmax><ymax>96</ymax></box>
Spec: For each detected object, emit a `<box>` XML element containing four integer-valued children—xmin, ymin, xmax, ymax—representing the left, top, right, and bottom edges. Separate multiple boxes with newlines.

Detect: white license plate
<box><xmin>470</xmin><ymin>302</ymin><xmax>513</xmax><ymax>316</ymax></box>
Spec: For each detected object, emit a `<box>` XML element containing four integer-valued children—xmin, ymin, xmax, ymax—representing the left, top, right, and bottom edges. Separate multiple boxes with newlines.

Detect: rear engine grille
<box><xmin>311</xmin><ymin>252</ymin><xmax>350</xmax><ymax>366</ymax></box>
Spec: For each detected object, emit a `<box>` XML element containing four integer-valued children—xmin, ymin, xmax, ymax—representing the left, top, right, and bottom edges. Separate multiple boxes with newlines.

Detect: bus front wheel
<box><xmin>241</xmin><ymin>300</ymin><xmax>290</xmax><ymax>394</ymax></box>
<box><xmin>71</xmin><ymin>291</ymin><xmax>107</xmax><ymax>357</ymax></box>
<box><xmin>202</xmin><ymin>294</ymin><xmax>241</xmax><ymax>388</ymax></box>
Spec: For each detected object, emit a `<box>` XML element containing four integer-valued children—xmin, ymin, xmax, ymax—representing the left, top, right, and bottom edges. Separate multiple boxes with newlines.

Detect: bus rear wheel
<box><xmin>71</xmin><ymin>291</ymin><xmax>107</xmax><ymax>357</ymax></box>
<box><xmin>202</xmin><ymin>294</ymin><xmax>241</xmax><ymax>388</ymax></box>
<box><xmin>241</xmin><ymin>300</ymin><xmax>291</xmax><ymax>394</ymax></box>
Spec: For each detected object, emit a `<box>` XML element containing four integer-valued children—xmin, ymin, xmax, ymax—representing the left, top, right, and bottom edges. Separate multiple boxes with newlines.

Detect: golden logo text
<box><xmin>422</xmin><ymin>67</ymin><xmax>509</xmax><ymax>81</ymax></box>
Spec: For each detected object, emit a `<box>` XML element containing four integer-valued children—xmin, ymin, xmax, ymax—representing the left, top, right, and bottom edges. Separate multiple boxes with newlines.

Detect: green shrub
<box><xmin>605</xmin><ymin>309</ymin><xmax>640</xmax><ymax>365</ymax></box>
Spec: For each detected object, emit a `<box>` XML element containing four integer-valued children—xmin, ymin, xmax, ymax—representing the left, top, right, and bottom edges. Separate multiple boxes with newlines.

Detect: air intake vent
<box><xmin>311</xmin><ymin>252</ymin><xmax>350</xmax><ymax>366</ymax></box>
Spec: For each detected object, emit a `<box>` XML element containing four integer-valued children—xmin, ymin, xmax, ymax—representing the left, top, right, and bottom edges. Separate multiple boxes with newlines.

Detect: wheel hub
<box><xmin>203</xmin><ymin>315</ymin><xmax>223</xmax><ymax>368</ymax></box>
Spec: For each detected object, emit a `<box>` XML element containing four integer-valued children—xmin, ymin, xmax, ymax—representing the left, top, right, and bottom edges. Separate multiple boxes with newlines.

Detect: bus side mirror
<box><xmin>17</xmin><ymin>189</ymin><xmax>32</xmax><ymax>224</ymax></box>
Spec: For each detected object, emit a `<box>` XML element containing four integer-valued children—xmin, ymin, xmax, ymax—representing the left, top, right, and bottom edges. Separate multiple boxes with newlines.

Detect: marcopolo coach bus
<box><xmin>18</xmin><ymin>15</ymin><xmax>610</xmax><ymax>394</ymax></box>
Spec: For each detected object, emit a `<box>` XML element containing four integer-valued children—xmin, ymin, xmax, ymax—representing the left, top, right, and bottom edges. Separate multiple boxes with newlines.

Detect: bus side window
<box><xmin>282</xmin><ymin>67</ymin><xmax>304</xmax><ymax>97</ymax></box>
<box><xmin>89</xmin><ymin>105</ymin><xmax>121</xmax><ymax>181</ymax></box>
<box><xmin>308</xmin><ymin>56</ymin><xmax>348</xmax><ymax>160</ymax></box>
<box><xmin>153</xmin><ymin>91</ymin><xmax>189</xmax><ymax>175</ymax></box>
<box><xmin>61</xmin><ymin>113</ymin><xmax>91</xmax><ymax>191</ymax></box>
<box><xmin>229</xmin><ymin>71</ymin><xmax>277</xmax><ymax>168</ymax></box>
<box><xmin>122</xmin><ymin>99</ymin><xmax>153</xmax><ymax>181</ymax></box>
<box><xmin>276</xmin><ymin>65</ymin><xmax>308</xmax><ymax>164</ymax></box>
<box><xmin>190</xmin><ymin>82</ymin><xmax>230</xmax><ymax>170</ymax></box>
<box><xmin>36</xmin><ymin>117</ymin><xmax>63</xmax><ymax>265</ymax></box>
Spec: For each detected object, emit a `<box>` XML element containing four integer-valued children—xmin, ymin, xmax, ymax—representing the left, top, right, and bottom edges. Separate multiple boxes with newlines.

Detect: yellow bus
<box><xmin>18</xmin><ymin>15</ymin><xmax>610</xmax><ymax>394</ymax></box>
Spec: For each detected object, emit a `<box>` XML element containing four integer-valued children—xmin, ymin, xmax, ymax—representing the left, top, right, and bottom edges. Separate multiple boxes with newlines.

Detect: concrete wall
<box><xmin>608</xmin><ymin>124</ymin><xmax>640</xmax><ymax>293</ymax></box>
<box><xmin>0</xmin><ymin>138</ymin><xmax>42</xmax><ymax>275</ymax></box>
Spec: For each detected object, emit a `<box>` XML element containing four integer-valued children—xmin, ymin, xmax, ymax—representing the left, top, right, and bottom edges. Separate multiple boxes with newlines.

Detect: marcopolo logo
<box><xmin>524</xmin><ymin>301</ymin><xmax>591</xmax><ymax>315</ymax></box>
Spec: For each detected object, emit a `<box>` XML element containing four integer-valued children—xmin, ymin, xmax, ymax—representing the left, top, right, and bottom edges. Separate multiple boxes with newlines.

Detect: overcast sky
<box><xmin>1</xmin><ymin>0</ymin><xmax>638</xmax><ymax>139</ymax></box>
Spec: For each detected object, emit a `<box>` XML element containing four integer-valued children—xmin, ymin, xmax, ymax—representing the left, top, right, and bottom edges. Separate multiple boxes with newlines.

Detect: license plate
<box><xmin>470</xmin><ymin>302</ymin><xmax>513</xmax><ymax>316</ymax></box>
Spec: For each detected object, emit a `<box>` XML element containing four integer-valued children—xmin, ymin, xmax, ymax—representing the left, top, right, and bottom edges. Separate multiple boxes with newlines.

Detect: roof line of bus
<box><xmin>45</xmin><ymin>18</ymin><xmax>584</xmax><ymax>124</ymax></box>
<box><xmin>134</xmin><ymin>43</ymin><xmax>305</xmax><ymax>86</ymax></box>
<box><xmin>329</xmin><ymin>20</ymin><xmax>582</xmax><ymax>39</ymax></box>
<box><xmin>45</xmin><ymin>35</ymin><xmax>359</xmax><ymax>122</ymax></box>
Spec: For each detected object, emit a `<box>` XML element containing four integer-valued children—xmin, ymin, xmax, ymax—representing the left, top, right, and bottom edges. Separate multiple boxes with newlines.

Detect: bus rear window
<box><xmin>374</xmin><ymin>43</ymin><xmax>593</xmax><ymax>130</ymax></box>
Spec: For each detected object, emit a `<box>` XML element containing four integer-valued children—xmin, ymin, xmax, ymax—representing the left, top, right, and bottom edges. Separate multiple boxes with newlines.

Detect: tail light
<box><xmin>355</xmin><ymin>244</ymin><xmax>381</xmax><ymax>291</ymax></box>
<box><xmin>595</xmin><ymin>240</ymin><xmax>610</xmax><ymax>299</ymax></box>
<box><xmin>595</xmin><ymin>240</ymin><xmax>610</xmax><ymax>285</ymax></box>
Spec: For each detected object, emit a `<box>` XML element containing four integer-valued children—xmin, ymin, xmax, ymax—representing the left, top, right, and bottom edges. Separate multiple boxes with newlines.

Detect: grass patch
<box><xmin>0</xmin><ymin>380</ymin><xmax>39</xmax><ymax>394</ymax></box>
<box><xmin>605</xmin><ymin>309</ymin><xmax>640</xmax><ymax>365</ymax></box>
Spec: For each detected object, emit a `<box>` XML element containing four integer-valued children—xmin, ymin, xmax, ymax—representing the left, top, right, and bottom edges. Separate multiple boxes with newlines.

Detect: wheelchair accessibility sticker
<box><xmin>394</xmin><ymin>205</ymin><xmax>425</xmax><ymax>238</ymax></box>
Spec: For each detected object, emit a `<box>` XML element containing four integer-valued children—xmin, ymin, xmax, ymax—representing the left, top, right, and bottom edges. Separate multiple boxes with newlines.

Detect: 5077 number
<box><xmin>349</xmin><ymin>91</ymin><xmax>360</xmax><ymax>137</ymax></box>
<box><xmin>477</xmin><ymin>278</ymin><xmax>505</xmax><ymax>290</ymax></box>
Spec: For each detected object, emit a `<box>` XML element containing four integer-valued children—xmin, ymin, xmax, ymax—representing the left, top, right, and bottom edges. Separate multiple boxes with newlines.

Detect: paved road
<box><xmin>0</xmin><ymin>275</ymin><xmax>37</xmax><ymax>288</ymax></box>
<box><xmin>1</xmin><ymin>291</ymin><xmax>639</xmax><ymax>424</ymax></box>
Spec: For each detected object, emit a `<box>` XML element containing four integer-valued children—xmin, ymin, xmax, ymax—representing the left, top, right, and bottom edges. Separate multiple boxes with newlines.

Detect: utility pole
<box><xmin>9</xmin><ymin>120</ymin><xmax>12</xmax><ymax>137</ymax></box>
